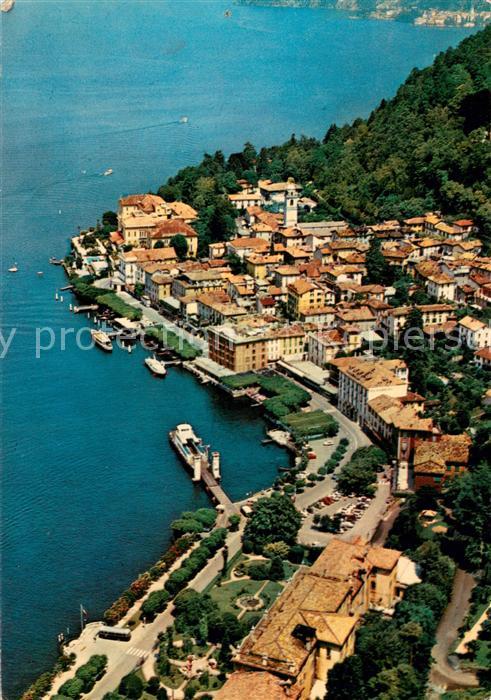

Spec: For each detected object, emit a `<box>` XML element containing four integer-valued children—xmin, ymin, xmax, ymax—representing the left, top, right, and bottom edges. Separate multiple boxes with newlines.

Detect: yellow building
<box><xmin>231</xmin><ymin>538</ymin><xmax>409</xmax><ymax>700</ymax></box>
<box><xmin>208</xmin><ymin>326</ymin><xmax>268</xmax><ymax>372</ymax></box>
<box><xmin>144</xmin><ymin>272</ymin><xmax>173</xmax><ymax>305</ymax></box>
<box><xmin>208</xmin><ymin>323</ymin><xmax>305</xmax><ymax>372</ymax></box>
<box><xmin>287</xmin><ymin>279</ymin><xmax>327</xmax><ymax>318</ymax></box>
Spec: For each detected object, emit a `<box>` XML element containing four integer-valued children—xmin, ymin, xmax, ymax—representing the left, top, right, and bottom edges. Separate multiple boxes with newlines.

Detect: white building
<box><xmin>458</xmin><ymin>316</ymin><xmax>491</xmax><ymax>349</ymax></box>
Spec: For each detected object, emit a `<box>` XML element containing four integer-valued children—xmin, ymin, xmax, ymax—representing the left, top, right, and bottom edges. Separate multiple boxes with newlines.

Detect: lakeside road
<box><xmin>116</xmin><ymin>291</ymin><xmax>208</xmax><ymax>353</ymax></box>
<box><xmin>47</xmin><ymin>529</ymin><xmax>242</xmax><ymax>699</ymax></box>
<box><xmin>43</xmin><ymin>374</ymin><xmax>389</xmax><ymax>697</ymax></box>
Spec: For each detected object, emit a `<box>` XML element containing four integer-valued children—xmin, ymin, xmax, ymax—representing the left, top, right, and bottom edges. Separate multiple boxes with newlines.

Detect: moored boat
<box><xmin>91</xmin><ymin>329</ymin><xmax>113</xmax><ymax>352</ymax></box>
<box><xmin>169</xmin><ymin>424</ymin><xmax>208</xmax><ymax>481</ymax></box>
<box><xmin>8</xmin><ymin>264</ymin><xmax>18</xmax><ymax>273</ymax></box>
<box><xmin>144</xmin><ymin>355</ymin><xmax>167</xmax><ymax>377</ymax></box>
<box><xmin>49</xmin><ymin>257</ymin><xmax>63</xmax><ymax>265</ymax></box>
<box><xmin>169</xmin><ymin>424</ymin><xmax>221</xmax><ymax>482</ymax></box>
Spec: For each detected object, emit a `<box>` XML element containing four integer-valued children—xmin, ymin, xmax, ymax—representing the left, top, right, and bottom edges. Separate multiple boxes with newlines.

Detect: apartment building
<box><xmin>150</xmin><ymin>219</ymin><xmax>198</xmax><ymax>256</ymax></box>
<box><xmin>208</xmin><ymin>323</ymin><xmax>305</xmax><ymax>372</ymax></box>
<box><xmin>457</xmin><ymin>315</ymin><xmax>491</xmax><ymax>349</ymax></box>
<box><xmin>330</xmin><ymin>357</ymin><xmax>409</xmax><ymax>428</ymax></box>
<box><xmin>287</xmin><ymin>279</ymin><xmax>333</xmax><ymax>319</ymax></box>
<box><xmin>381</xmin><ymin>304</ymin><xmax>455</xmax><ymax>337</ymax></box>
<box><xmin>118</xmin><ymin>248</ymin><xmax>177</xmax><ymax>289</ymax></box>
<box><xmin>144</xmin><ymin>272</ymin><xmax>173</xmax><ymax>305</ymax></box>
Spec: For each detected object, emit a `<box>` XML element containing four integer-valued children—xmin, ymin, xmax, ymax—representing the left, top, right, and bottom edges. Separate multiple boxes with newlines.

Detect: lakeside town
<box><xmin>22</xmin><ymin>165</ymin><xmax>491</xmax><ymax>700</ymax></box>
<box><xmin>238</xmin><ymin>0</ymin><xmax>491</xmax><ymax>28</ymax></box>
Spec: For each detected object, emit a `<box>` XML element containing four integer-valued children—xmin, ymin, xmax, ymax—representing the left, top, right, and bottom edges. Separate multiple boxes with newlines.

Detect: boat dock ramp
<box><xmin>201</xmin><ymin>469</ymin><xmax>237</xmax><ymax>514</ymax></box>
<box><xmin>73</xmin><ymin>304</ymin><xmax>98</xmax><ymax>314</ymax></box>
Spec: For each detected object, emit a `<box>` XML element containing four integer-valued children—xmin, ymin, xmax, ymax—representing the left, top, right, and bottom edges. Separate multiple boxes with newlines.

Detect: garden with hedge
<box><xmin>54</xmin><ymin>655</ymin><xmax>107</xmax><ymax>699</ymax></box>
<box><xmin>282</xmin><ymin>409</ymin><xmax>339</xmax><ymax>439</ymax></box>
<box><xmin>222</xmin><ymin>372</ymin><xmax>310</xmax><ymax>418</ymax></box>
<box><xmin>146</xmin><ymin>326</ymin><xmax>201</xmax><ymax>360</ymax></box>
<box><xmin>71</xmin><ymin>277</ymin><xmax>142</xmax><ymax>322</ymax></box>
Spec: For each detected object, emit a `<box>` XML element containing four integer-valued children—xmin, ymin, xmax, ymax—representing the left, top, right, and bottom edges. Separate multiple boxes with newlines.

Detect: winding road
<box><xmin>430</xmin><ymin>568</ymin><xmax>479</xmax><ymax>691</ymax></box>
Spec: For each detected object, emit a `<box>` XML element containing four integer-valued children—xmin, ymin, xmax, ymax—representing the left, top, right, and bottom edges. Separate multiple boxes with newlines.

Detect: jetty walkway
<box><xmin>201</xmin><ymin>468</ymin><xmax>238</xmax><ymax>515</ymax></box>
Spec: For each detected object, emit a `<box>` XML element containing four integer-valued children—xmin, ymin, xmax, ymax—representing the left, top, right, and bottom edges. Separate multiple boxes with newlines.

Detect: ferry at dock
<box><xmin>91</xmin><ymin>329</ymin><xmax>113</xmax><ymax>352</ymax></box>
<box><xmin>144</xmin><ymin>355</ymin><xmax>167</xmax><ymax>377</ymax></box>
<box><xmin>169</xmin><ymin>424</ymin><xmax>221</xmax><ymax>482</ymax></box>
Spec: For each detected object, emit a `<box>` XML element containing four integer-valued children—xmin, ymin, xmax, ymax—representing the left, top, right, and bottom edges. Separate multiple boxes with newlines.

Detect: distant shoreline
<box><xmin>236</xmin><ymin>0</ymin><xmax>490</xmax><ymax>29</ymax></box>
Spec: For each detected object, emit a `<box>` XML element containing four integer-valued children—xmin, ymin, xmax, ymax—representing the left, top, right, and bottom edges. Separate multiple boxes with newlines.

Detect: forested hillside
<box><xmin>158</xmin><ymin>27</ymin><xmax>491</xmax><ymax>249</ymax></box>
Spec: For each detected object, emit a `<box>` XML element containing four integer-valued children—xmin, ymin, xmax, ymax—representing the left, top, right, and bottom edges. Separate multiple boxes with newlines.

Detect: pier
<box><xmin>73</xmin><ymin>304</ymin><xmax>98</xmax><ymax>314</ymax></box>
<box><xmin>200</xmin><ymin>467</ymin><xmax>237</xmax><ymax>514</ymax></box>
<box><xmin>169</xmin><ymin>424</ymin><xmax>238</xmax><ymax>515</ymax></box>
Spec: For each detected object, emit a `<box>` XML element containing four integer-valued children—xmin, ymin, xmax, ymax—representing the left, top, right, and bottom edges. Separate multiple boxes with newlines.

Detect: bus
<box><xmin>98</xmin><ymin>625</ymin><xmax>131</xmax><ymax>642</ymax></box>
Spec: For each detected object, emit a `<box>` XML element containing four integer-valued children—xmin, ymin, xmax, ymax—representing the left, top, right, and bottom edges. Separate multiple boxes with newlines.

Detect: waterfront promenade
<box><xmin>46</xmin><ymin>528</ymin><xmax>242</xmax><ymax>699</ymax></box>
<box><xmin>116</xmin><ymin>290</ymin><xmax>207</xmax><ymax>353</ymax></box>
<box><xmin>42</xmin><ymin>382</ymin><xmax>386</xmax><ymax>698</ymax></box>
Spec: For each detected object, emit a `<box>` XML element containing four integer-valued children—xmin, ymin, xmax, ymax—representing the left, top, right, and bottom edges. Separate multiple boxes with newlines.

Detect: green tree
<box><xmin>228</xmin><ymin>513</ymin><xmax>240</xmax><ymax>531</ymax></box>
<box><xmin>141</xmin><ymin>589</ymin><xmax>170</xmax><ymax>620</ymax></box>
<box><xmin>218</xmin><ymin>629</ymin><xmax>232</xmax><ymax>668</ymax></box>
<box><xmin>365</xmin><ymin>236</ymin><xmax>392</xmax><ymax>285</ymax></box>
<box><xmin>118</xmin><ymin>673</ymin><xmax>143</xmax><ymax>699</ymax></box>
<box><xmin>263</xmin><ymin>541</ymin><xmax>290</xmax><ymax>559</ymax></box>
<box><xmin>368</xmin><ymin>663</ymin><xmax>422</xmax><ymax>700</ymax></box>
<box><xmin>243</xmin><ymin>494</ymin><xmax>301</xmax><ymax>552</ymax></box>
<box><xmin>146</xmin><ymin>676</ymin><xmax>160</xmax><ymax>695</ymax></box>
<box><xmin>170</xmin><ymin>234</ymin><xmax>188</xmax><ymax>260</ymax></box>
<box><xmin>156</xmin><ymin>651</ymin><xmax>170</xmax><ymax>676</ymax></box>
<box><xmin>57</xmin><ymin>678</ymin><xmax>84</xmax><ymax>700</ymax></box>
<box><xmin>325</xmin><ymin>655</ymin><xmax>365</xmax><ymax>700</ymax></box>
<box><xmin>268</xmin><ymin>555</ymin><xmax>285</xmax><ymax>581</ymax></box>
<box><xmin>133</xmin><ymin>283</ymin><xmax>145</xmax><ymax>299</ymax></box>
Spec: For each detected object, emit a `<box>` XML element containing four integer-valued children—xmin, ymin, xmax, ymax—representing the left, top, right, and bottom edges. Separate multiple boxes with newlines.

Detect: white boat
<box><xmin>169</xmin><ymin>424</ymin><xmax>207</xmax><ymax>481</ymax></box>
<box><xmin>8</xmin><ymin>264</ymin><xmax>18</xmax><ymax>273</ymax></box>
<box><xmin>102</xmin><ymin>168</ymin><xmax>113</xmax><ymax>176</ymax></box>
<box><xmin>144</xmin><ymin>355</ymin><xmax>167</xmax><ymax>377</ymax></box>
<box><xmin>37</xmin><ymin>271</ymin><xmax>44</xmax><ymax>276</ymax></box>
<box><xmin>169</xmin><ymin>424</ymin><xmax>221</xmax><ymax>482</ymax></box>
<box><xmin>179</xmin><ymin>116</ymin><xmax>189</xmax><ymax>124</ymax></box>
<box><xmin>91</xmin><ymin>329</ymin><xmax>113</xmax><ymax>352</ymax></box>
<box><xmin>1</xmin><ymin>0</ymin><xmax>15</xmax><ymax>13</ymax></box>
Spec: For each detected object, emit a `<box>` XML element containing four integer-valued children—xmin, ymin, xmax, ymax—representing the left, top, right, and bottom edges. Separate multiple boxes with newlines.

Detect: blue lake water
<box><xmin>0</xmin><ymin>1</ymin><xmax>473</xmax><ymax>696</ymax></box>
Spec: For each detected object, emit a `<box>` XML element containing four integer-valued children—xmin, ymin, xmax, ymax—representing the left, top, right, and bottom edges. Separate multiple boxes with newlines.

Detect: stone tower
<box><xmin>284</xmin><ymin>177</ymin><xmax>299</xmax><ymax>227</ymax></box>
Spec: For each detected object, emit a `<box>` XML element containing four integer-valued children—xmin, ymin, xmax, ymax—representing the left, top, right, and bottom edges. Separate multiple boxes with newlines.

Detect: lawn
<box><xmin>222</xmin><ymin>372</ymin><xmax>310</xmax><ymax>418</ymax></box>
<box><xmin>159</xmin><ymin>664</ymin><xmax>186</xmax><ymax>689</ymax></box>
<box><xmin>261</xmin><ymin>580</ymin><xmax>284</xmax><ymax>605</ymax></box>
<box><xmin>97</xmin><ymin>292</ymin><xmax>142</xmax><ymax>321</ymax></box>
<box><xmin>222</xmin><ymin>373</ymin><xmax>260</xmax><ymax>390</ymax></box>
<box><xmin>283</xmin><ymin>410</ymin><xmax>339</xmax><ymax>438</ymax></box>
<box><xmin>146</xmin><ymin>326</ymin><xmax>201</xmax><ymax>359</ymax></box>
<box><xmin>208</xmin><ymin>579</ymin><xmax>264</xmax><ymax>614</ymax></box>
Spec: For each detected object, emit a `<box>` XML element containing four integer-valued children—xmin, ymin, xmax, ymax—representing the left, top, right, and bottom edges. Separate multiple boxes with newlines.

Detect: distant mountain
<box><xmin>238</xmin><ymin>0</ymin><xmax>491</xmax><ymax>26</ymax></box>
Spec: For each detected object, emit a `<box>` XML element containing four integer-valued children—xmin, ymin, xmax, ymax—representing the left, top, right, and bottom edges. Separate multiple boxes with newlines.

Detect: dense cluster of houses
<box><xmin>69</xmin><ymin>184</ymin><xmax>490</xmax><ymax>700</ymax></box>
<box><xmin>76</xmin><ymin>183</ymin><xmax>489</xmax><ymax>494</ymax></box>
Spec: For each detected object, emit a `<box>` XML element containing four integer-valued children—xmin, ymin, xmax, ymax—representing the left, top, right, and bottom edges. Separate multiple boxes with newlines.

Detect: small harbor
<box><xmin>169</xmin><ymin>423</ymin><xmax>238</xmax><ymax>513</ymax></box>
